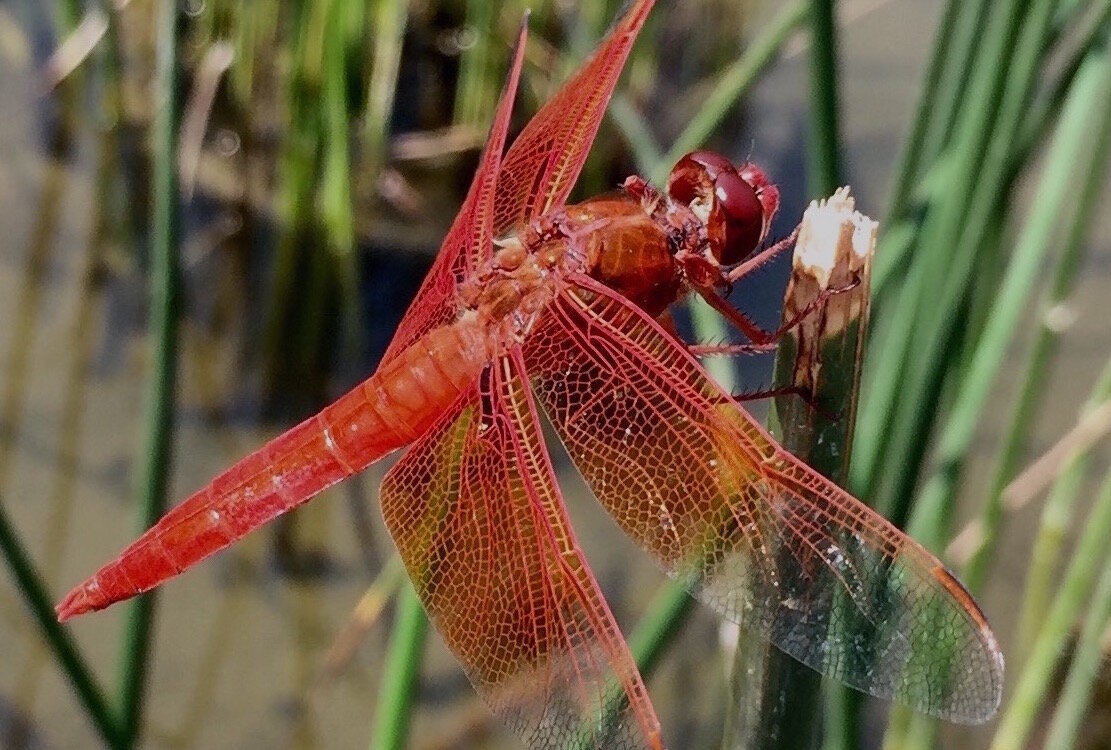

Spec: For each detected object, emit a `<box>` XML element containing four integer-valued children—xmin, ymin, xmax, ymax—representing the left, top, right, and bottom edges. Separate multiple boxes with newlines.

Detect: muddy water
<box><xmin>2</xmin><ymin>1</ymin><xmax>1111</xmax><ymax>749</ymax></box>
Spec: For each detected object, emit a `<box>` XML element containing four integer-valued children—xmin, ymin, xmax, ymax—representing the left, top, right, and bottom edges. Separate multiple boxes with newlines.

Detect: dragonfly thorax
<box><xmin>458</xmin><ymin>236</ymin><xmax>568</xmax><ymax>346</ymax></box>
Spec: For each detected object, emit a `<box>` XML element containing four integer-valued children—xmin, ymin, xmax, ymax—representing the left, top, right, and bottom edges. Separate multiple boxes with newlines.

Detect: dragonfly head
<box><xmin>665</xmin><ymin>151</ymin><xmax>780</xmax><ymax>265</ymax></box>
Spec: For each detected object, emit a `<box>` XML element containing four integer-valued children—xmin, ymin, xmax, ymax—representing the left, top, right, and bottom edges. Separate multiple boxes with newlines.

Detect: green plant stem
<box><xmin>614</xmin><ymin>2</ymin><xmax>808</xmax><ymax>183</ymax></box>
<box><xmin>855</xmin><ymin>0</ymin><xmax>1042</xmax><ymax>526</ymax></box>
<box><xmin>362</xmin><ymin>0</ymin><xmax>407</xmax><ymax>173</ymax></box>
<box><xmin>884</xmin><ymin>20</ymin><xmax>1109</xmax><ymax>750</ymax></box>
<box><xmin>626</xmin><ymin>581</ymin><xmax>696</xmax><ymax>676</ymax></box>
<box><xmin>371</xmin><ymin>581</ymin><xmax>429</xmax><ymax>750</ymax></box>
<box><xmin>320</xmin><ymin>0</ymin><xmax>362</xmax><ymax>365</ymax></box>
<box><xmin>648</xmin><ymin>1</ymin><xmax>809</xmax><ymax>184</ymax></box>
<box><xmin>263</xmin><ymin>0</ymin><xmax>323</xmax><ymax>393</ymax></box>
<box><xmin>963</xmin><ymin>33</ymin><xmax>1111</xmax><ymax>590</ymax></box>
<box><xmin>454</xmin><ymin>0</ymin><xmax>497</xmax><ymax>126</ymax></box>
<box><xmin>322</xmin><ymin>0</ymin><xmax>354</xmax><ymax>257</ymax></box>
<box><xmin>0</xmin><ymin>504</ymin><xmax>121</xmax><ymax>746</ymax></box>
<box><xmin>911</xmin><ymin>0</ymin><xmax>992</xmax><ymax>205</ymax></box>
<box><xmin>115</xmin><ymin>0</ymin><xmax>180</xmax><ymax>744</ymax></box>
<box><xmin>873</xmin><ymin>0</ymin><xmax>991</xmax><ymax>296</ymax></box>
<box><xmin>1041</xmin><ymin>549</ymin><xmax>1111</xmax><ymax>748</ymax></box>
<box><xmin>729</xmin><ymin>196</ymin><xmax>872</xmax><ymax>750</ymax></box>
<box><xmin>858</xmin><ymin>0</ymin><xmax>1032</xmax><ymax>487</ymax></box>
<box><xmin>1016</xmin><ymin>354</ymin><xmax>1111</xmax><ymax>656</ymax></box>
<box><xmin>881</xmin><ymin>0</ymin><xmax>962</xmax><ymax>225</ymax></box>
<box><xmin>1042</xmin><ymin>550</ymin><xmax>1111</xmax><ymax>748</ymax></box>
<box><xmin>989</xmin><ymin>461</ymin><xmax>1111</xmax><ymax>750</ymax></box>
<box><xmin>56</xmin><ymin>0</ymin><xmax>83</xmax><ymax>32</ymax></box>
<box><xmin>906</xmin><ymin>0</ymin><xmax>1095</xmax><ymax>548</ymax></box>
<box><xmin>1010</xmin><ymin>0</ymin><xmax>1111</xmax><ymax>173</ymax></box>
<box><xmin>806</xmin><ymin>0</ymin><xmax>843</xmax><ymax>196</ymax></box>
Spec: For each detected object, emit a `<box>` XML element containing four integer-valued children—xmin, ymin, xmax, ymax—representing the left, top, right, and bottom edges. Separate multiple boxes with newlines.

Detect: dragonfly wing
<box><xmin>521</xmin><ymin>277</ymin><xmax>1004</xmax><ymax>724</ymax></box>
<box><xmin>492</xmin><ymin>0</ymin><xmax>656</xmax><ymax>236</ymax></box>
<box><xmin>380</xmin><ymin>351</ymin><xmax>663</xmax><ymax>749</ymax></box>
<box><xmin>381</xmin><ymin>20</ymin><xmax>529</xmax><ymax>363</ymax></box>
<box><xmin>385</xmin><ymin>0</ymin><xmax>655</xmax><ymax>360</ymax></box>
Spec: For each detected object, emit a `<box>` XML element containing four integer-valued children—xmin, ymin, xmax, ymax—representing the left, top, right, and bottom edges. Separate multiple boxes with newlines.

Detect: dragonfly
<box><xmin>57</xmin><ymin>1</ymin><xmax>1003</xmax><ymax>747</ymax></box>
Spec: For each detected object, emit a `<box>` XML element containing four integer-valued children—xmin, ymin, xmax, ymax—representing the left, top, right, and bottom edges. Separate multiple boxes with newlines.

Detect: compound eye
<box><xmin>714</xmin><ymin>171</ymin><xmax>764</xmax><ymax>265</ymax></box>
<box><xmin>715</xmin><ymin>172</ymin><xmax>762</xmax><ymax>226</ymax></box>
<box><xmin>687</xmin><ymin>150</ymin><xmax>734</xmax><ymax>177</ymax></box>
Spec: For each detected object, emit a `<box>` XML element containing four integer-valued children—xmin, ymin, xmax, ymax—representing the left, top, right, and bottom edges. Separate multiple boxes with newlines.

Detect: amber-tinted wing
<box><xmin>492</xmin><ymin>0</ymin><xmax>656</xmax><ymax>236</ymax></box>
<box><xmin>379</xmin><ymin>351</ymin><xmax>663</xmax><ymax>749</ymax></box>
<box><xmin>380</xmin><ymin>21</ymin><xmax>528</xmax><ymax>363</ymax></box>
<box><xmin>521</xmin><ymin>277</ymin><xmax>1004</xmax><ymax>724</ymax></box>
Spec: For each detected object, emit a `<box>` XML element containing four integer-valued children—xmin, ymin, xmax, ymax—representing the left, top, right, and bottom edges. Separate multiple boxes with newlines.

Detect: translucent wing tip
<box><xmin>930</xmin><ymin>565</ymin><xmax>1005</xmax><ymax>724</ymax></box>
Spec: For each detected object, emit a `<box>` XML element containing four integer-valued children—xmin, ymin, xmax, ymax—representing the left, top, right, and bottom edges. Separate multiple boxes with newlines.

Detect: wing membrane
<box><xmin>380</xmin><ymin>351</ymin><xmax>662</xmax><ymax>749</ymax></box>
<box><xmin>384</xmin><ymin>0</ymin><xmax>656</xmax><ymax>359</ymax></box>
<box><xmin>521</xmin><ymin>278</ymin><xmax>1004</xmax><ymax>724</ymax></box>
<box><xmin>492</xmin><ymin>0</ymin><xmax>656</xmax><ymax>236</ymax></box>
<box><xmin>381</xmin><ymin>20</ymin><xmax>529</xmax><ymax>363</ymax></box>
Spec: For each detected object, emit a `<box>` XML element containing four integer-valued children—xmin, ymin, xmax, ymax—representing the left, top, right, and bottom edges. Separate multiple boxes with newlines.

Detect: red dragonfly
<box><xmin>58</xmin><ymin>1</ymin><xmax>1003</xmax><ymax>746</ymax></box>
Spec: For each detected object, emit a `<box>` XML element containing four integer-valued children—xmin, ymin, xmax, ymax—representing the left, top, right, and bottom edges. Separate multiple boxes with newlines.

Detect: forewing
<box><xmin>492</xmin><ymin>0</ymin><xmax>656</xmax><ymax>236</ymax></box>
<box><xmin>521</xmin><ymin>278</ymin><xmax>1004</xmax><ymax>724</ymax></box>
<box><xmin>379</xmin><ymin>351</ymin><xmax>662</xmax><ymax>749</ymax></box>
<box><xmin>381</xmin><ymin>20</ymin><xmax>529</xmax><ymax>363</ymax></box>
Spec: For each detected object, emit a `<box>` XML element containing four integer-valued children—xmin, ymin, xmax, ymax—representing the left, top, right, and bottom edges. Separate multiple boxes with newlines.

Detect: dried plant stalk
<box><xmin>725</xmin><ymin>188</ymin><xmax>877</xmax><ymax>750</ymax></box>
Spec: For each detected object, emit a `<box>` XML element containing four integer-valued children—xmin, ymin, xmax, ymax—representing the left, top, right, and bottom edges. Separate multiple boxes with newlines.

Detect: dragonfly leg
<box><xmin>688</xmin><ymin>342</ymin><xmax>778</xmax><ymax>357</ymax></box>
<box><xmin>725</xmin><ymin>226</ymin><xmax>800</xmax><ymax>284</ymax></box>
<box><xmin>704</xmin><ymin>383</ymin><xmax>843</xmax><ymax>422</ymax></box>
<box><xmin>693</xmin><ymin>271</ymin><xmax>861</xmax><ymax>345</ymax></box>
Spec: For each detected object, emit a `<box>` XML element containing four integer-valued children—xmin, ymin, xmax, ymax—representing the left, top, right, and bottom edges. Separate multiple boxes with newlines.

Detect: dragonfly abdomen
<box><xmin>55</xmin><ymin>318</ymin><xmax>490</xmax><ymax>620</ymax></box>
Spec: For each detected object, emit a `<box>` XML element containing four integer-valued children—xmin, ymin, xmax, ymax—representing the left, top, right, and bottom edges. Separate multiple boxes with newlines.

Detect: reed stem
<box><xmin>114</xmin><ymin>0</ymin><xmax>181</xmax><ymax>743</ymax></box>
<box><xmin>806</xmin><ymin>0</ymin><xmax>843</xmax><ymax>195</ymax></box>
<box><xmin>370</xmin><ymin>581</ymin><xmax>430</xmax><ymax>750</ymax></box>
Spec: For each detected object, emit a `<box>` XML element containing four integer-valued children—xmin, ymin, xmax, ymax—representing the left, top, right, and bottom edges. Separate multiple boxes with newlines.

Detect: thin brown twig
<box><xmin>947</xmin><ymin>399</ymin><xmax>1111</xmax><ymax>564</ymax></box>
<box><xmin>317</xmin><ymin>557</ymin><xmax>405</xmax><ymax>682</ymax></box>
<box><xmin>179</xmin><ymin>42</ymin><xmax>235</xmax><ymax>200</ymax></box>
<box><xmin>41</xmin><ymin>8</ymin><xmax>109</xmax><ymax>92</ymax></box>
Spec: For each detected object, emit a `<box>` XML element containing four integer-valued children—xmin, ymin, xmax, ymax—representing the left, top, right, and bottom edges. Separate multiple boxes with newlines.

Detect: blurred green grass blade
<box><xmin>1041</xmin><ymin>550</ymin><xmax>1111</xmax><ymax>749</ymax></box>
<box><xmin>54</xmin><ymin>0</ymin><xmax>82</xmax><ymax>32</ymax></box>
<box><xmin>586</xmin><ymin>576</ymin><xmax>695</xmax><ymax>750</ymax></box>
<box><xmin>263</xmin><ymin>1</ymin><xmax>325</xmax><ymax>391</ymax></box>
<box><xmin>647</xmin><ymin>0</ymin><xmax>809</xmax><ymax>184</ymax></box>
<box><xmin>914</xmin><ymin>0</ymin><xmax>992</xmax><ymax>168</ymax></box>
<box><xmin>607</xmin><ymin>92</ymin><xmax>664</xmax><ymax>175</ymax></box>
<box><xmin>1010</xmin><ymin>0</ymin><xmax>1111</xmax><ymax>172</ymax></box>
<box><xmin>882</xmin><ymin>0</ymin><xmax>964</xmax><ymax>227</ymax></box>
<box><xmin>806</xmin><ymin>0</ymin><xmax>843</xmax><ymax>195</ymax></box>
<box><xmin>362</xmin><ymin>0</ymin><xmax>408</xmax><ymax>174</ymax></box>
<box><xmin>321</xmin><ymin>0</ymin><xmax>354</xmax><ymax>257</ymax></box>
<box><xmin>962</xmin><ymin>37</ymin><xmax>1111</xmax><ymax>590</ymax></box>
<box><xmin>0</xmin><ymin>505</ymin><xmax>121</xmax><ymax>746</ymax></box>
<box><xmin>229</xmin><ymin>0</ymin><xmax>256</xmax><ymax>105</ymax></box>
<box><xmin>857</xmin><ymin>0</ymin><xmax>1051</xmax><ymax>525</ymax></box>
<box><xmin>1017</xmin><ymin>355</ymin><xmax>1111</xmax><ymax>656</ymax></box>
<box><xmin>116</xmin><ymin>0</ymin><xmax>181</xmax><ymax>744</ymax></box>
<box><xmin>627</xmin><ymin>581</ymin><xmax>696</xmax><ymax>678</ymax></box>
<box><xmin>990</xmin><ymin>461</ymin><xmax>1111</xmax><ymax>749</ymax></box>
<box><xmin>906</xmin><ymin>0</ymin><xmax>1090</xmax><ymax>548</ymax></box>
<box><xmin>885</xmin><ymin>19</ymin><xmax>1109</xmax><ymax>750</ymax></box>
<box><xmin>319</xmin><ymin>0</ymin><xmax>362</xmax><ymax>362</ymax></box>
<box><xmin>370</xmin><ymin>581</ymin><xmax>429</xmax><ymax>750</ymax></box>
<box><xmin>454</xmin><ymin>0</ymin><xmax>498</xmax><ymax>126</ymax></box>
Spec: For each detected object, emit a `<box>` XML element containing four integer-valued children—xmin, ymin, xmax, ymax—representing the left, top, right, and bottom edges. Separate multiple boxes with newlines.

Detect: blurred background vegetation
<box><xmin>1</xmin><ymin>0</ymin><xmax>1111</xmax><ymax>748</ymax></box>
